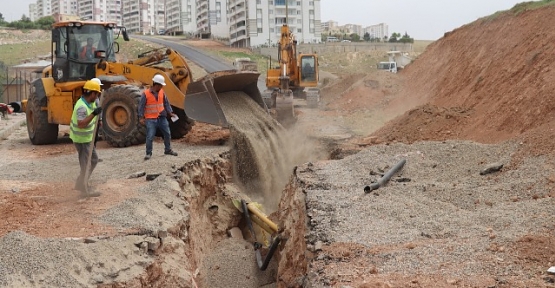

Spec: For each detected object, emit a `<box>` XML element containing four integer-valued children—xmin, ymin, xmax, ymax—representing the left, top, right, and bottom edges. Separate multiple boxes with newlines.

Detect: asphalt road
<box><xmin>133</xmin><ymin>35</ymin><xmax>233</xmax><ymax>73</ymax></box>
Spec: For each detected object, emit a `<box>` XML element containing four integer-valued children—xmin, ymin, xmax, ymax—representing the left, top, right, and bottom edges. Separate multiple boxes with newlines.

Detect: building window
<box><xmin>297</xmin><ymin>28</ymin><xmax>302</xmax><ymax>33</ymax></box>
<box><xmin>269</xmin><ymin>9</ymin><xmax>273</xmax><ymax>14</ymax></box>
<box><xmin>297</xmin><ymin>19</ymin><xmax>301</xmax><ymax>24</ymax></box>
<box><xmin>258</xmin><ymin>28</ymin><xmax>263</xmax><ymax>33</ymax></box>
<box><xmin>269</xmin><ymin>1</ymin><xmax>273</xmax><ymax>4</ymax></box>
<box><xmin>297</xmin><ymin>10</ymin><xmax>301</xmax><ymax>14</ymax></box>
<box><xmin>270</xmin><ymin>28</ymin><xmax>274</xmax><ymax>33</ymax></box>
<box><xmin>297</xmin><ymin>1</ymin><xmax>301</xmax><ymax>5</ymax></box>
<box><xmin>309</xmin><ymin>1</ymin><xmax>314</xmax><ymax>5</ymax></box>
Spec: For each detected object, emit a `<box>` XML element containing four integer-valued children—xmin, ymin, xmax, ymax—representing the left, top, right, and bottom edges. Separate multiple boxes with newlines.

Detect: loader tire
<box><xmin>101</xmin><ymin>85</ymin><xmax>146</xmax><ymax>147</ymax></box>
<box><xmin>26</xmin><ymin>92</ymin><xmax>59</xmax><ymax>145</ymax></box>
<box><xmin>168</xmin><ymin>107</ymin><xmax>194</xmax><ymax>139</ymax></box>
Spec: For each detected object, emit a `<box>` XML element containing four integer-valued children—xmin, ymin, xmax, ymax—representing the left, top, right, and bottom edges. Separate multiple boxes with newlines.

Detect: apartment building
<box><xmin>342</xmin><ymin>23</ymin><xmax>363</xmax><ymax>36</ymax></box>
<box><xmin>29</xmin><ymin>3</ymin><xmax>38</xmax><ymax>21</ymax></box>
<box><xmin>122</xmin><ymin>0</ymin><xmax>164</xmax><ymax>34</ymax></box>
<box><xmin>77</xmin><ymin>0</ymin><xmax>122</xmax><ymax>25</ymax></box>
<box><xmin>165</xmin><ymin>0</ymin><xmax>197</xmax><ymax>34</ymax></box>
<box><xmin>229</xmin><ymin>0</ymin><xmax>321</xmax><ymax>47</ymax></box>
<box><xmin>363</xmin><ymin>23</ymin><xmax>388</xmax><ymax>40</ymax></box>
<box><xmin>196</xmin><ymin>0</ymin><xmax>227</xmax><ymax>38</ymax></box>
<box><xmin>34</xmin><ymin>0</ymin><xmax>52</xmax><ymax>20</ymax></box>
<box><xmin>321</xmin><ymin>20</ymin><xmax>337</xmax><ymax>33</ymax></box>
<box><xmin>51</xmin><ymin>0</ymin><xmax>78</xmax><ymax>15</ymax></box>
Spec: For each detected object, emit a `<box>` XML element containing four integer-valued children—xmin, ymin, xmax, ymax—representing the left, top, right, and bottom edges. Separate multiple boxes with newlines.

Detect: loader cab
<box><xmin>51</xmin><ymin>22</ymin><xmax>119</xmax><ymax>83</ymax></box>
<box><xmin>299</xmin><ymin>55</ymin><xmax>318</xmax><ymax>84</ymax></box>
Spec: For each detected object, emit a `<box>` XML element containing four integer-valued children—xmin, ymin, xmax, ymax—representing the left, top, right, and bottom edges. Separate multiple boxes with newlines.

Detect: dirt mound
<box><xmin>371</xmin><ymin>4</ymin><xmax>555</xmax><ymax>159</ymax></box>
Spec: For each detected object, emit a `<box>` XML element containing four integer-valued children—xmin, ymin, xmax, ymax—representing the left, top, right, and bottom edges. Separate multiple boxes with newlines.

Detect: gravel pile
<box><xmin>0</xmin><ymin>231</ymin><xmax>154</xmax><ymax>287</ymax></box>
<box><xmin>298</xmin><ymin>140</ymin><xmax>555</xmax><ymax>283</ymax></box>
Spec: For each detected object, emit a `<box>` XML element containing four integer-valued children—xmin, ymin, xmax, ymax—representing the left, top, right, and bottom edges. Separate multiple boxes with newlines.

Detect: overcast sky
<box><xmin>4</xmin><ymin>0</ymin><xmax>532</xmax><ymax>40</ymax></box>
<box><xmin>321</xmin><ymin>0</ymin><xmax>531</xmax><ymax>40</ymax></box>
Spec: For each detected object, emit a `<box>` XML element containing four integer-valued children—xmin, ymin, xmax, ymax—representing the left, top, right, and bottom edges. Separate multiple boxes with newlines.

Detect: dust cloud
<box><xmin>218</xmin><ymin>91</ymin><xmax>324</xmax><ymax>212</ymax></box>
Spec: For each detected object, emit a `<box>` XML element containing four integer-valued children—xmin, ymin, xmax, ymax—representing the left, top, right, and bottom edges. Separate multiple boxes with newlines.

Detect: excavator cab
<box><xmin>300</xmin><ymin>55</ymin><xmax>318</xmax><ymax>83</ymax></box>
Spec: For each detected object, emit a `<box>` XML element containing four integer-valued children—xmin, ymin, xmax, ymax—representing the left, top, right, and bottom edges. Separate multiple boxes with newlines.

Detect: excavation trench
<box><xmin>165</xmin><ymin>92</ymin><xmax>328</xmax><ymax>287</ymax></box>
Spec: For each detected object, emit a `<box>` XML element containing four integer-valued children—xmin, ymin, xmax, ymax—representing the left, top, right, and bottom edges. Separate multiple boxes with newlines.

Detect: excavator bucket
<box><xmin>184</xmin><ymin>70</ymin><xmax>266</xmax><ymax>127</ymax></box>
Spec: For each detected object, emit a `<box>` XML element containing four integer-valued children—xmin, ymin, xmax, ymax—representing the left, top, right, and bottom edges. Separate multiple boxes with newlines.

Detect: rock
<box><xmin>227</xmin><ymin>227</ymin><xmax>244</xmax><ymax>239</ymax></box>
<box><xmin>146</xmin><ymin>173</ymin><xmax>162</xmax><ymax>181</ymax></box>
<box><xmin>480</xmin><ymin>163</ymin><xmax>503</xmax><ymax>175</ymax></box>
<box><xmin>128</xmin><ymin>171</ymin><xmax>146</xmax><ymax>179</ymax></box>
<box><xmin>146</xmin><ymin>236</ymin><xmax>161</xmax><ymax>251</ymax></box>
<box><xmin>314</xmin><ymin>241</ymin><xmax>323</xmax><ymax>251</ymax></box>
<box><xmin>92</xmin><ymin>274</ymin><xmax>104</xmax><ymax>283</ymax></box>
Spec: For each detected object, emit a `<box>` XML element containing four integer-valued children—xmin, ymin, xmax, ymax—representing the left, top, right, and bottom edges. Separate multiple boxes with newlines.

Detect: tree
<box><xmin>399</xmin><ymin>32</ymin><xmax>414</xmax><ymax>43</ymax></box>
<box><xmin>389</xmin><ymin>32</ymin><xmax>400</xmax><ymax>42</ymax></box>
<box><xmin>350</xmin><ymin>33</ymin><xmax>360</xmax><ymax>42</ymax></box>
<box><xmin>363</xmin><ymin>32</ymin><xmax>370</xmax><ymax>42</ymax></box>
<box><xmin>36</xmin><ymin>16</ymin><xmax>55</xmax><ymax>30</ymax></box>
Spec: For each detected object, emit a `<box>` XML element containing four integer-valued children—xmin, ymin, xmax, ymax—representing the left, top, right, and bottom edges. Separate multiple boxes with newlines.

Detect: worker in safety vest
<box><xmin>80</xmin><ymin>37</ymin><xmax>96</xmax><ymax>60</ymax></box>
<box><xmin>138</xmin><ymin>74</ymin><xmax>178</xmax><ymax>160</ymax></box>
<box><xmin>70</xmin><ymin>79</ymin><xmax>103</xmax><ymax>197</ymax></box>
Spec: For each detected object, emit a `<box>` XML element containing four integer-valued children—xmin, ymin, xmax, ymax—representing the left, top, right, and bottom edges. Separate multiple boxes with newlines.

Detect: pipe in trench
<box><xmin>364</xmin><ymin>159</ymin><xmax>406</xmax><ymax>193</ymax></box>
<box><xmin>241</xmin><ymin>199</ymin><xmax>281</xmax><ymax>271</ymax></box>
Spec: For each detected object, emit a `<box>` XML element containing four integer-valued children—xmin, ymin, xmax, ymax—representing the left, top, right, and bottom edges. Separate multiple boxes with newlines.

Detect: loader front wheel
<box><xmin>26</xmin><ymin>92</ymin><xmax>59</xmax><ymax>145</ymax></box>
<box><xmin>101</xmin><ymin>85</ymin><xmax>146</xmax><ymax>147</ymax></box>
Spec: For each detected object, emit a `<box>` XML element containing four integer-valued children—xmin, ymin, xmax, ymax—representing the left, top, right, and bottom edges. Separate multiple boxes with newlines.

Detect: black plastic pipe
<box><xmin>241</xmin><ymin>199</ymin><xmax>281</xmax><ymax>271</ymax></box>
<box><xmin>364</xmin><ymin>159</ymin><xmax>406</xmax><ymax>193</ymax></box>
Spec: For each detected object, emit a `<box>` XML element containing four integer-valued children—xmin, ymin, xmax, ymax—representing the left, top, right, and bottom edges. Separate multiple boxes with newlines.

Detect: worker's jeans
<box><xmin>74</xmin><ymin>142</ymin><xmax>98</xmax><ymax>191</ymax></box>
<box><xmin>145</xmin><ymin>117</ymin><xmax>172</xmax><ymax>155</ymax></box>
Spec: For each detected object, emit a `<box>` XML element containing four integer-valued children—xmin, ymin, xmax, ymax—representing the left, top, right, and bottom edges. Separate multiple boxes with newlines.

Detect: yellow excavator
<box><xmin>263</xmin><ymin>23</ymin><xmax>320</xmax><ymax>126</ymax></box>
<box><xmin>25</xmin><ymin>21</ymin><xmax>265</xmax><ymax>147</ymax></box>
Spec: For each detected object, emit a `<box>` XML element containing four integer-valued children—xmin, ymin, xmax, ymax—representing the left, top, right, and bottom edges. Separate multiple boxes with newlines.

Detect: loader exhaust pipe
<box><xmin>364</xmin><ymin>159</ymin><xmax>406</xmax><ymax>193</ymax></box>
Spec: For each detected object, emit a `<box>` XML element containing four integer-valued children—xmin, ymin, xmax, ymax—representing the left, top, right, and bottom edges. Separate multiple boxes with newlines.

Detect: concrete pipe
<box><xmin>9</xmin><ymin>102</ymin><xmax>22</xmax><ymax>113</ymax></box>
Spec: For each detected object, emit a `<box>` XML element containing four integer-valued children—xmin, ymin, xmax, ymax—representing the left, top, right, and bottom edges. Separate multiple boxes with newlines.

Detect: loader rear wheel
<box><xmin>26</xmin><ymin>92</ymin><xmax>59</xmax><ymax>145</ymax></box>
<box><xmin>101</xmin><ymin>85</ymin><xmax>146</xmax><ymax>147</ymax></box>
<box><xmin>168</xmin><ymin>107</ymin><xmax>194</xmax><ymax>139</ymax></box>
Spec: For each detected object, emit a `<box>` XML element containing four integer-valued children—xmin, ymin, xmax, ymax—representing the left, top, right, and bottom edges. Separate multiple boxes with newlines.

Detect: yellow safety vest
<box><xmin>69</xmin><ymin>97</ymin><xmax>97</xmax><ymax>143</ymax></box>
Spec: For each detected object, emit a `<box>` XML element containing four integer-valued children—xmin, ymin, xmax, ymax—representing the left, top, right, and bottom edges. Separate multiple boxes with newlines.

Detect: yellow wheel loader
<box><xmin>25</xmin><ymin>21</ymin><xmax>265</xmax><ymax>147</ymax></box>
<box><xmin>263</xmin><ymin>24</ymin><xmax>320</xmax><ymax>127</ymax></box>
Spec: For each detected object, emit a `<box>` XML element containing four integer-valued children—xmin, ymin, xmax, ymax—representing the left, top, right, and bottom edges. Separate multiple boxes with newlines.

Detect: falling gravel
<box><xmin>218</xmin><ymin>91</ymin><xmax>324</xmax><ymax>212</ymax></box>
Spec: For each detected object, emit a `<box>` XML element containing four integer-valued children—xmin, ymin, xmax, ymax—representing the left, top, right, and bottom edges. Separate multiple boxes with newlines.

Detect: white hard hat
<box><xmin>152</xmin><ymin>74</ymin><xmax>166</xmax><ymax>86</ymax></box>
<box><xmin>91</xmin><ymin>78</ymin><xmax>103</xmax><ymax>86</ymax></box>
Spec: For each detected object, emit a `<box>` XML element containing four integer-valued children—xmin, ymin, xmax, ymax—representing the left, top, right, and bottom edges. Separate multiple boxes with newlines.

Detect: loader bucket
<box><xmin>184</xmin><ymin>70</ymin><xmax>266</xmax><ymax>127</ymax></box>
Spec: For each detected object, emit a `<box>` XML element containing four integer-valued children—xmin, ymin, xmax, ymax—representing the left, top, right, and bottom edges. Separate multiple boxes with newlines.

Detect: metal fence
<box><xmin>0</xmin><ymin>67</ymin><xmax>38</xmax><ymax>111</ymax></box>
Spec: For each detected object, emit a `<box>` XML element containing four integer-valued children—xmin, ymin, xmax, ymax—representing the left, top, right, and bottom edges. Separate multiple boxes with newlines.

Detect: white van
<box><xmin>326</xmin><ymin>36</ymin><xmax>339</xmax><ymax>42</ymax></box>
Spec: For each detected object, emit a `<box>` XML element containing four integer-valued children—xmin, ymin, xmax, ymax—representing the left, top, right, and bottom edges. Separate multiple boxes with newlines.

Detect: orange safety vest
<box><xmin>144</xmin><ymin>89</ymin><xmax>165</xmax><ymax>119</ymax></box>
<box><xmin>80</xmin><ymin>46</ymin><xmax>96</xmax><ymax>59</ymax></box>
